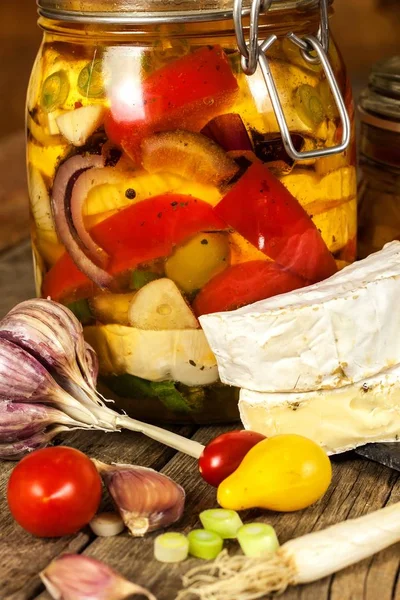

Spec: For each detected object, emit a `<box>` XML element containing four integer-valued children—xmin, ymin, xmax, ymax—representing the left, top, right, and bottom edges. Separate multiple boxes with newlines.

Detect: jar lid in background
<box><xmin>359</xmin><ymin>56</ymin><xmax>400</xmax><ymax>130</ymax></box>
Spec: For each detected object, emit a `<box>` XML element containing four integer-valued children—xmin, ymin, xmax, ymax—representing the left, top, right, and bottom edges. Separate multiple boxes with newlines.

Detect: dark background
<box><xmin>0</xmin><ymin>0</ymin><xmax>399</xmax><ymax>138</ymax></box>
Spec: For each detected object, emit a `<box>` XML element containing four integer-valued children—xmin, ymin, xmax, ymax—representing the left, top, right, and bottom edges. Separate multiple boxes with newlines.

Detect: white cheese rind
<box><xmin>200</xmin><ymin>242</ymin><xmax>400</xmax><ymax>393</ymax></box>
<box><xmin>239</xmin><ymin>365</ymin><xmax>400</xmax><ymax>454</ymax></box>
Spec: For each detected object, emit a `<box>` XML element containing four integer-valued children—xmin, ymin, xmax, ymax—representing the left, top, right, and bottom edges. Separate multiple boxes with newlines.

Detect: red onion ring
<box><xmin>51</xmin><ymin>154</ymin><xmax>113</xmax><ymax>289</ymax></box>
<box><xmin>71</xmin><ymin>167</ymin><xmax>125</xmax><ymax>262</ymax></box>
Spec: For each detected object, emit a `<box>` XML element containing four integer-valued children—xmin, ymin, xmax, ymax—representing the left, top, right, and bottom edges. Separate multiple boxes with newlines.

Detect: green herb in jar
<box><xmin>78</xmin><ymin>60</ymin><xmax>104</xmax><ymax>98</ymax></box>
<box><xmin>130</xmin><ymin>270</ymin><xmax>161</xmax><ymax>290</ymax></box>
<box><xmin>66</xmin><ymin>299</ymin><xmax>93</xmax><ymax>325</ymax></box>
<box><xmin>294</xmin><ymin>84</ymin><xmax>325</xmax><ymax>127</ymax></box>
<box><xmin>41</xmin><ymin>70</ymin><xmax>70</xmax><ymax>113</ymax></box>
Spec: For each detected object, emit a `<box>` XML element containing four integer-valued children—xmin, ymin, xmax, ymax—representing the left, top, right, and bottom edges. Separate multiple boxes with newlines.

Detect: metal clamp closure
<box><xmin>233</xmin><ymin>0</ymin><xmax>351</xmax><ymax>160</ymax></box>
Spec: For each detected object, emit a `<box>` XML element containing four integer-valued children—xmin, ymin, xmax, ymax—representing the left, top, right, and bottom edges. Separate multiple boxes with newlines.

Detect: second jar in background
<box><xmin>358</xmin><ymin>56</ymin><xmax>400</xmax><ymax>259</ymax></box>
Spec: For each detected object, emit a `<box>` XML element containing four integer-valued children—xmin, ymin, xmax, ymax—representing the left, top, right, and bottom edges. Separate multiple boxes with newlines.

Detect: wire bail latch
<box><xmin>233</xmin><ymin>0</ymin><xmax>350</xmax><ymax>161</ymax></box>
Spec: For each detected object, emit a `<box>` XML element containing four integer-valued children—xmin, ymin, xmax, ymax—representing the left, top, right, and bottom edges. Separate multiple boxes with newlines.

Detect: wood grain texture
<box><xmin>32</xmin><ymin>431</ymin><xmax>400</xmax><ymax>600</ymax></box>
<box><xmin>2</xmin><ymin>426</ymin><xmax>196</xmax><ymax>600</ymax></box>
<box><xmin>0</xmin><ymin>132</ymin><xmax>30</xmax><ymax>253</ymax></box>
<box><xmin>0</xmin><ymin>1</ymin><xmax>40</xmax><ymax>138</ymax></box>
<box><xmin>0</xmin><ymin>242</ymin><xmax>35</xmax><ymax>318</ymax></box>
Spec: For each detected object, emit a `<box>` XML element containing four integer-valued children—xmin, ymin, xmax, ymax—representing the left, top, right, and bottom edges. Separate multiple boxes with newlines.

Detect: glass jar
<box><xmin>27</xmin><ymin>0</ymin><xmax>357</xmax><ymax>423</ymax></box>
<box><xmin>358</xmin><ymin>56</ymin><xmax>400</xmax><ymax>259</ymax></box>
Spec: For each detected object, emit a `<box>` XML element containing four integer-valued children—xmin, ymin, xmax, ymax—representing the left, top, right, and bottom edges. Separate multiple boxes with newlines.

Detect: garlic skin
<box><xmin>0</xmin><ymin>338</ymin><xmax>97</xmax><ymax>426</ymax></box>
<box><xmin>0</xmin><ymin>299</ymin><xmax>100</xmax><ymax>404</ymax></box>
<box><xmin>41</xmin><ymin>554</ymin><xmax>156</xmax><ymax>600</ymax></box>
<box><xmin>94</xmin><ymin>460</ymin><xmax>186</xmax><ymax>537</ymax></box>
<box><xmin>0</xmin><ymin>402</ymin><xmax>82</xmax><ymax>443</ymax></box>
<box><xmin>84</xmin><ymin>341</ymin><xmax>99</xmax><ymax>387</ymax></box>
<box><xmin>0</xmin><ymin>426</ymin><xmax>68</xmax><ymax>460</ymax></box>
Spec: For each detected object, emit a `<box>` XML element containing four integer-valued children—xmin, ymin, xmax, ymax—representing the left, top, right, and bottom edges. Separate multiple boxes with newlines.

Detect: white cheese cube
<box><xmin>239</xmin><ymin>365</ymin><xmax>400</xmax><ymax>454</ymax></box>
<box><xmin>200</xmin><ymin>242</ymin><xmax>400</xmax><ymax>393</ymax></box>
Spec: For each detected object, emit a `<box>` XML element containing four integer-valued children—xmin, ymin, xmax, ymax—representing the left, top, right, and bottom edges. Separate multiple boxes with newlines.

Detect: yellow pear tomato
<box><xmin>217</xmin><ymin>434</ymin><xmax>332</xmax><ymax>512</ymax></box>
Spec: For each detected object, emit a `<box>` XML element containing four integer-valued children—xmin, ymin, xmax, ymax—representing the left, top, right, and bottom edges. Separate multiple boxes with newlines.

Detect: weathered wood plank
<box><xmin>0</xmin><ymin>3</ymin><xmax>40</xmax><ymax>138</ymax></box>
<box><xmin>2</xmin><ymin>425</ymin><xmax>197</xmax><ymax>600</ymax></box>
<box><xmin>0</xmin><ymin>132</ymin><xmax>30</xmax><ymax>253</ymax></box>
<box><xmin>33</xmin><ymin>426</ymin><xmax>229</xmax><ymax>600</ymax></box>
<box><xmin>0</xmin><ymin>241</ymin><xmax>35</xmax><ymax>318</ymax></box>
<box><xmin>33</xmin><ymin>432</ymin><xmax>400</xmax><ymax>600</ymax></box>
<box><xmin>0</xmin><ymin>443</ymin><xmax>90</xmax><ymax>600</ymax></box>
<box><xmin>329</xmin><ymin>468</ymin><xmax>400</xmax><ymax>600</ymax></box>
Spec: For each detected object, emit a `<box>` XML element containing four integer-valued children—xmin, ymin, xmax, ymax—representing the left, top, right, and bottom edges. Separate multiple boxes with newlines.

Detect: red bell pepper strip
<box><xmin>106</xmin><ymin>45</ymin><xmax>239</xmax><ymax>163</ymax></box>
<box><xmin>42</xmin><ymin>194</ymin><xmax>226</xmax><ymax>302</ymax></box>
<box><xmin>214</xmin><ymin>162</ymin><xmax>338</xmax><ymax>283</ymax></box>
<box><xmin>193</xmin><ymin>260</ymin><xmax>307</xmax><ymax>316</ymax></box>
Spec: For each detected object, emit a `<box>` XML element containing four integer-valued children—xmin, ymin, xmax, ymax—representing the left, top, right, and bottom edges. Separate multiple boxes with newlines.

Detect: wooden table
<box><xmin>0</xmin><ymin>133</ymin><xmax>399</xmax><ymax>600</ymax></box>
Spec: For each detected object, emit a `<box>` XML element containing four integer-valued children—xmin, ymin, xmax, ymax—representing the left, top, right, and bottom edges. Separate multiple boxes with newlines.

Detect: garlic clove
<box><xmin>0</xmin><ymin>426</ymin><xmax>68</xmax><ymax>460</ymax></box>
<box><xmin>39</xmin><ymin>300</ymin><xmax>99</xmax><ymax>390</ymax></box>
<box><xmin>94</xmin><ymin>460</ymin><xmax>186</xmax><ymax>537</ymax></box>
<box><xmin>0</xmin><ymin>402</ymin><xmax>82</xmax><ymax>443</ymax></box>
<box><xmin>83</xmin><ymin>341</ymin><xmax>99</xmax><ymax>388</ymax></box>
<box><xmin>41</xmin><ymin>554</ymin><xmax>157</xmax><ymax>600</ymax></box>
<box><xmin>0</xmin><ymin>338</ymin><xmax>97</xmax><ymax>426</ymax></box>
<box><xmin>90</xmin><ymin>512</ymin><xmax>125</xmax><ymax>537</ymax></box>
<box><xmin>57</xmin><ymin>376</ymin><xmax>118</xmax><ymax>431</ymax></box>
<box><xmin>0</xmin><ymin>299</ymin><xmax>101</xmax><ymax>406</ymax></box>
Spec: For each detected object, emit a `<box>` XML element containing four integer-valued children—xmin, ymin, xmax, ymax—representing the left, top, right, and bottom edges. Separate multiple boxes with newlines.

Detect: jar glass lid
<box><xmin>37</xmin><ymin>0</ymin><xmax>321</xmax><ymax>23</ymax></box>
<box><xmin>359</xmin><ymin>56</ymin><xmax>400</xmax><ymax>123</ymax></box>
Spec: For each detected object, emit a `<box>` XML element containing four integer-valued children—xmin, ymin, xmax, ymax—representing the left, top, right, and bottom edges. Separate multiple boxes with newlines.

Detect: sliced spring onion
<box><xmin>237</xmin><ymin>523</ymin><xmax>280</xmax><ymax>557</ymax></box>
<box><xmin>89</xmin><ymin>512</ymin><xmax>125</xmax><ymax>537</ymax></box>
<box><xmin>130</xmin><ymin>270</ymin><xmax>161</xmax><ymax>290</ymax></box>
<box><xmin>188</xmin><ymin>529</ymin><xmax>223</xmax><ymax>560</ymax></box>
<box><xmin>154</xmin><ymin>532</ymin><xmax>189</xmax><ymax>563</ymax></box>
<box><xmin>294</xmin><ymin>84</ymin><xmax>325</xmax><ymax>128</ymax></box>
<box><xmin>78</xmin><ymin>60</ymin><xmax>104</xmax><ymax>98</ymax></box>
<box><xmin>200</xmin><ymin>509</ymin><xmax>243</xmax><ymax>539</ymax></box>
<box><xmin>41</xmin><ymin>70</ymin><xmax>70</xmax><ymax>113</ymax></box>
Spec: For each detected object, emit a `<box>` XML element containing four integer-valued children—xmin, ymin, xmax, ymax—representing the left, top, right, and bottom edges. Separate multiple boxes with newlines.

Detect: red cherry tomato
<box><xmin>199</xmin><ymin>430</ymin><xmax>266</xmax><ymax>487</ymax></box>
<box><xmin>7</xmin><ymin>446</ymin><xmax>102</xmax><ymax>537</ymax></box>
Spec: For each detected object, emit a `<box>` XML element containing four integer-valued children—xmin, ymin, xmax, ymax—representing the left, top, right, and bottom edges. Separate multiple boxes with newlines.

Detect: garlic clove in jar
<box><xmin>41</xmin><ymin>554</ymin><xmax>156</xmax><ymax>600</ymax></box>
<box><xmin>94</xmin><ymin>460</ymin><xmax>186</xmax><ymax>537</ymax></box>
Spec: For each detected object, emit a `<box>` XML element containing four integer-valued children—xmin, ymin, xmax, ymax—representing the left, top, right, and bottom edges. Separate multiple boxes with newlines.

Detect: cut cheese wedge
<box><xmin>83</xmin><ymin>324</ymin><xmax>217</xmax><ymax>386</ymax></box>
<box><xmin>239</xmin><ymin>365</ymin><xmax>400</xmax><ymax>455</ymax></box>
<box><xmin>200</xmin><ymin>242</ymin><xmax>400</xmax><ymax>393</ymax></box>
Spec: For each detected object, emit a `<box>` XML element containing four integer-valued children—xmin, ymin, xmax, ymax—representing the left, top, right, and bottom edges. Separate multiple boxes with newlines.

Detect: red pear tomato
<box><xmin>7</xmin><ymin>446</ymin><xmax>102</xmax><ymax>537</ymax></box>
<box><xmin>199</xmin><ymin>430</ymin><xmax>266</xmax><ymax>487</ymax></box>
